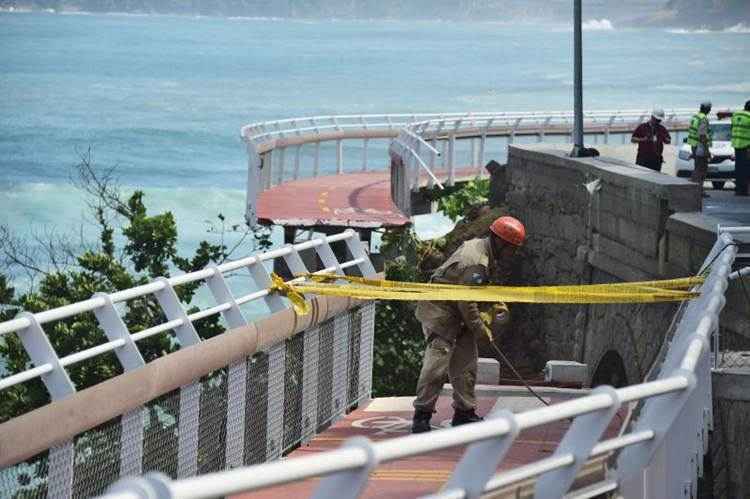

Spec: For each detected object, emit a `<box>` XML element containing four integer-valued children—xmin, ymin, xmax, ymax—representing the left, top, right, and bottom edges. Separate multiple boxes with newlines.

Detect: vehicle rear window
<box><xmin>710</xmin><ymin>124</ymin><xmax>732</xmax><ymax>141</ymax></box>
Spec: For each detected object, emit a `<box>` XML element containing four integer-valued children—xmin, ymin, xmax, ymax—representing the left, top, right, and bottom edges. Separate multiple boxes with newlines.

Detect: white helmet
<box><xmin>652</xmin><ymin>108</ymin><xmax>665</xmax><ymax>121</ymax></box>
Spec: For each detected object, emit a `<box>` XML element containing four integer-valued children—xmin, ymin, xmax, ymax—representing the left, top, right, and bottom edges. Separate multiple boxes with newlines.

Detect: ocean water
<box><xmin>1</xmin><ymin>12</ymin><xmax>749</xmax><ymax>283</ymax></box>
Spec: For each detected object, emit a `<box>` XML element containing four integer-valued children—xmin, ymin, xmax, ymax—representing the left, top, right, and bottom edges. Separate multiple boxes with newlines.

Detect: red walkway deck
<box><xmin>239</xmin><ymin>388</ymin><xmax>627</xmax><ymax>498</ymax></box>
<box><xmin>257</xmin><ymin>168</ymin><xmax>483</xmax><ymax>229</ymax></box>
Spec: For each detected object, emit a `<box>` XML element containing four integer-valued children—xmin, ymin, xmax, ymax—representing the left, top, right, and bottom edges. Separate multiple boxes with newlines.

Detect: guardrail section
<box><xmin>97</xmin><ymin>230</ymin><xmax>737</xmax><ymax>499</ymax></box>
<box><xmin>0</xmin><ymin>231</ymin><xmax>377</xmax><ymax>499</ymax></box>
<box><xmin>241</xmin><ymin>109</ymin><xmax>698</xmax><ymax>225</ymax></box>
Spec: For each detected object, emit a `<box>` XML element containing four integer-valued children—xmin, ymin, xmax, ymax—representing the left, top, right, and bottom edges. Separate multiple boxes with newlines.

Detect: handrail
<box><xmin>242</xmin><ymin>108</ymin><xmax>708</xmax><ymax>225</ymax></box>
<box><xmin>0</xmin><ymin>229</ymin><xmax>376</xmax><ymax>401</ymax></box>
<box><xmin>102</xmin><ymin>230</ymin><xmax>740</xmax><ymax>498</ymax></box>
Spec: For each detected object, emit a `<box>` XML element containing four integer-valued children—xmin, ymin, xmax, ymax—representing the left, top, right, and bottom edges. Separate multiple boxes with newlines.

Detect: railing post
<box><xmin>314</xmin><ymin>237</ymin><xmax>343</xmax><ymax>275</ymax></box>
<box><xmin>478</xmin><ymin>133</ymin><xmax>486</xmax><ymax>175</ymax></box>
<box><xmin>314</xmin><ymin>141</ymin><xmax>321</xmax><ymax>177</ymax></box>
<box><xmin>247</xmin><ymin>260</ymin><xmax>287</xmax><ymax>313</ymax></box>
<box><xmin>336</xmin><ymin>140</ymin><xmax>344</xmax><ymax>174</ymax></box>
<box><xmin>153</xmin><ymin>277</ymin><xmax>201</xmax><ymax>347</ymax></box>
<box><xmin>535</xmin><ymin>386</ymin><xmax>621</xmax><ymax>498</ymax></box>
<box><xmin>92</xmin><ymin>293</ymin><xmax>145</xmax><ymax>371</ymax></box>
<box><xmin>312</xmin><ymin>437</ymin><xmax>378</xmax><ymax>499</ymax></box>
<box><xmin>343</xmin><ymin>230</ymin><xmax>376</xmax><ymax>277</ymax></box>
<box><xmin>16</xmin><ymin>312</ymin><xmax>76</xmax><ymax>400</ymax></box>
<box><xmin>282</xmin><ymin>243</ymin><xmax>310</xmax><ymax>276</ymax></box>
<box><xmin>293</xmin><ymin>145</ymin><xmax>302</xmax><ymax>180</ymax></box>
<box><xmin>264</xmin><ymin>150</ymin><xmax>273</xmax><ymax>189</ymax></box>
<box><xmin>277</xmin><ymin>147</ymin><xmax>286</xmax><ymax>185</ymax></box>
<box><xmin>362</xmin><ymin>138</ymin><xmax>369</xmax><ymax>171</ymax></box>
<box><xmin>204</xmin><ymin>264</ymin><xmax>250</xmax><ymax>469</ymax></box>
<box><xmin>618</xmin><ymin>369</ymin><xmax>697</xmax><ymax>492</ymax></box>
<box><xmin>439</xmin><ymin>410</ymin><xmax>519</xmax><ymax>499</ymax></box>
<box><xmin>428</xmin><ymin>138</ymin><xmax>437</xmax><ymax>189</ymax></box>
<box><xmin>152</xmin><ymin>278</ymin><xmax>203</xmax><ymax>479</ymax></box>
<box><xmin>448</xmin><ymin>134</ymin><xmax>456</xmax><ymax>187</ymax></box>
<box><xmin>245</xmin><ymin>142</ymin><xmax>262</xmax><ymax>227</ymax></box>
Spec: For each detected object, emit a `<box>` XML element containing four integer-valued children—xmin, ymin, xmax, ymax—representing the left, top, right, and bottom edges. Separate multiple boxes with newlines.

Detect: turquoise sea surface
<box><xmin>1</xmin><ymin>12</ymin><xmax>749</xmax><ymax>280</ymax></box>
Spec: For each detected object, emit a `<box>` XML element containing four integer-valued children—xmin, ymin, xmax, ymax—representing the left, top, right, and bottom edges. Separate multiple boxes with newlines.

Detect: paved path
<box><xmin>257</xmin><ymin>168</ymin><xmax>481</xmax><ymax>229</ymax></box>
<box><xmin>238</xmin><ymin>388</ymin><xmax>626</xmax><ymax>498</ymax></box>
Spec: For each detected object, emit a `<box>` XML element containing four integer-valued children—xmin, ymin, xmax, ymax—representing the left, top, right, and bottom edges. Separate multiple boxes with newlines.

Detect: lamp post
<box><xmin>571</xmin><ymin>0</ymin><xmax>584</xmax><ymax>157</ymax></box>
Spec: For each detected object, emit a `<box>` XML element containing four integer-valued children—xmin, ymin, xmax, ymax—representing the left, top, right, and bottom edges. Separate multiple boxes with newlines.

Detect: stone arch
<box><xmin>591</xmin><ymin>350</ymin><xmax>629</xmax><ymax>388</ymax></box>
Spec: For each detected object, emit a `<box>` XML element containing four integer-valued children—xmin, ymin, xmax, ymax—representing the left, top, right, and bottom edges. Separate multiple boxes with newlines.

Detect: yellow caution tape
<box><xmin>268</xmin><ymin>273</ymin><xmax>703</xmax><ymax>315</ymax></box>
<box><xmin>269</xmin><ymin>273</ymin><xmax>310</xmax><ymax>316</ymax></box>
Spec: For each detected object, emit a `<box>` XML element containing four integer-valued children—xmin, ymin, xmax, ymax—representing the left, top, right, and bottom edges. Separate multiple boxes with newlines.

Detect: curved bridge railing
<box><xmin>99</xmin><ymin>228</ymin><xmax>741</xmax><ymax>499</ymax></box>
<box><xmin>241</xmin><ymin>109</ymin><xmax>698</xmax><ymax>225</ymax></box>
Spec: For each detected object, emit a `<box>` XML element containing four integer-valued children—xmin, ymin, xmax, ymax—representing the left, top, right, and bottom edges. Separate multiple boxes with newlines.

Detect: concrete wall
<box><xmin>502</xmin><ymin>145</ymin><xmax>702</xmax><ymax>386</ymax></box>
<box><xmin>497</xmin><ymin>145</ymin><xmax>749</xmax><ymax>495</ymax></box>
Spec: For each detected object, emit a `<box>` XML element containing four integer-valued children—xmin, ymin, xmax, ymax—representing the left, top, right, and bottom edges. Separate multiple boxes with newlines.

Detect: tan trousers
<box><xmin>413</xmin><ymin>326</ymin><xmax>478</xmax><ymax>412</ymax></box>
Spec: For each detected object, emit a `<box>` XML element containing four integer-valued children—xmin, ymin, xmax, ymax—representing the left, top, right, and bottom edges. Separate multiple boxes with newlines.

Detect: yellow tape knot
<box><xmin>269</xmin><ymin>273</ymin><xmax>311</xmax><ymax>316</ymax></box>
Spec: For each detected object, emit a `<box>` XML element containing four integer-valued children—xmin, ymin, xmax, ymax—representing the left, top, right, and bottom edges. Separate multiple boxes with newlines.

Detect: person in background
<box><xmin>718</xmin><ymin>100</ymin><xmax>750</xmax><ymax>197</ymax></box>
<box><xmin>631</xmin><ymin>108</ymin><xmax>671</xmax><ymax>172</ymax></box>
<box><xmin>687</xmin><ymin>101</ymin><xmax>713</xmax><ymax>198</ymax></box>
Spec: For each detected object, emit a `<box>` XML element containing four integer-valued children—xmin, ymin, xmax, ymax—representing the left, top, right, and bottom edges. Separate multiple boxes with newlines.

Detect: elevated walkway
<box><xmin>257</xmin><ymin>167</ymin><xmax>480</xmax><ymax>229</ymax></box>
<box><xmin>246</xmin><ymin>388</ymin><xmax>626</xmax><ymax>499</ymax></box>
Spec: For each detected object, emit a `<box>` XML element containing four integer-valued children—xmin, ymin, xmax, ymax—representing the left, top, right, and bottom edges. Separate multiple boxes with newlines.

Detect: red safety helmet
<box><xmin>490</xmin><ymin>216</ymin><xmax>526</xmax><ymax>247</ymax></box>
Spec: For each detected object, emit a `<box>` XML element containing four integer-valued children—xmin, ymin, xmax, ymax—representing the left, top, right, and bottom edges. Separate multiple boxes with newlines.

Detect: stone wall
<box><xmin>501</xmin><ymin>145</ymin><xmax>703</xmax><ymax>386</ymax></box>
<box><xmin>494</xmin><ymin>145</ymin><xmax>749</xmax><ymax>495</ymax></box>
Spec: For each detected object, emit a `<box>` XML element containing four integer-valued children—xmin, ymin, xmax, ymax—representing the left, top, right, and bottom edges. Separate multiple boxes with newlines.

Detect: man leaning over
<box><xmin>411</xmin><ymin>216</ymin><xmax>525</xmax><ymax>433</ymax></box>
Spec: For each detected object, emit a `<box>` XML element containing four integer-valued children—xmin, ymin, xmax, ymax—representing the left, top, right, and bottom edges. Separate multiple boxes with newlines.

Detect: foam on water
<box><xmin>582</xmin><ymin>19</ymin><xmax>614</xmax><ymax>31</ymax></box>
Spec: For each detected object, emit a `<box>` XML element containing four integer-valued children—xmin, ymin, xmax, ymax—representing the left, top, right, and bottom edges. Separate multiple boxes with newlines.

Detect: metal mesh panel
<box><xmin>347</xmin><ymin>309</ymin><xmax>362</xmax><ymax>407</ymax></box>
<box><xmin>0</xmin><ymin>304</ymin><xmax>376</xmax><ymax>498</ymax></box>
<box><xmin>142</xmin><ymin>391</ymin><xmax>180</xmax><ymax>479</ymax></box>
<box><xmin>0</xmin><ymin>450</ymin><xmax>49</xmax><ymax>498</ymax></box>
<box><xmin>358</xmin><ymin>303</ymin><xmax>376</xmax><ymax>403</ymax></box>
<box><xmin>283</xmin><ymin>332</ymin><xmax>305</xmax><ymax>453</ymax></box>
<box><xmin>196</xmin><ymin>369</ymin><xmax>228</xmax><ymax>474</ymax></box>
<box><xmin>244</xmin><ymin>352</ymin><xmax>269</xmax><ymax>465</ymax></box>
<box><xmin>71</xmin><ymin>419</ymin><xmax>121</xmax><ymax>498</ymax></box>
<box><xmin>265</xmin><ymin>342</ymin><xmax>286</xmax><ymax>461</ymax></box>
<box><xmin>316</xmin><ymin>318</ymin><xmax>335</xmax><ymax>432</ymax></box>
<box><xmin>224</xmin><ymin>360</ymin><xmax>248</xmax><ymax>469</ymax></box>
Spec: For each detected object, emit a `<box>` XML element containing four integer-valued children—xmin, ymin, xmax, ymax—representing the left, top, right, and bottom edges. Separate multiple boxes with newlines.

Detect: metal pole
<box><xmin>572</xmin><ymin>0</ymin><xmax>584</xmax><ymax>157</ymax></box>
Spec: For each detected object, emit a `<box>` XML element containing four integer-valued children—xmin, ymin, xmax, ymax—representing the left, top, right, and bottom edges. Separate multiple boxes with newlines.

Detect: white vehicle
<box><xmin>675</xmin><ymin>120</ymin><xmax>735</xmax><ymax>190</ymax></box>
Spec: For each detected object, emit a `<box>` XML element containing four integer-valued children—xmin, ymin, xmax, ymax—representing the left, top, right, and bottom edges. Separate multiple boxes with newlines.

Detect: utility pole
<box><xmin>571</xmin><ymin>0</ymin><xmax>584</xmax><ymax>157</ymax></box>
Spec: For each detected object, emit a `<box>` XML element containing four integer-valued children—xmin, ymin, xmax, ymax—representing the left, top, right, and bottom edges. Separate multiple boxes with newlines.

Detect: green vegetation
<box><xmin>435</xmin><ymin>177</ymin><xmax>490</xmax><ymax>223</ymax></box>
<box><xmin>0</xmin><ymin>152</ymin><xmax>266</xmax><ymax>422</ymax></box>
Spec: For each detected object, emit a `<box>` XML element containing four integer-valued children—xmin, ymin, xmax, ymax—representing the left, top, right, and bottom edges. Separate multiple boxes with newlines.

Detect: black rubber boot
<box><xmin>411</xmin><ymin>410</ymin><xmax>433</xmax><ymax>434</ymax></box>
<box><xmin>451</xmin><ymin>408</ymin><xmax>484</xmax><ymax>427</ymax></box>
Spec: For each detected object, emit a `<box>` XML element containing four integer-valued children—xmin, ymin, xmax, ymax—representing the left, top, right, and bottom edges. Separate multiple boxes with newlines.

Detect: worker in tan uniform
<box><xmin>412</xmin><ymin>216</ymin><xmax>526</xmax><ymax>433</ymax></box>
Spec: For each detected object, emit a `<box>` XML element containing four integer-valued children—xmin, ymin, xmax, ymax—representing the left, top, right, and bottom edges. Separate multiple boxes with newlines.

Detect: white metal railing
<box><xmin>101</xmin><ymin>230</ymin><xmax>739</xmax><ymax>499</ymax></box>
<box><xmin>0</xmin><ymin>230</ymin><xmax>375</xmax><ymax>402</ymax></box>
<box><xmin>241</xmin><ymin>109</ymin><xmax>702</xmax><ymax>225</ymax></box>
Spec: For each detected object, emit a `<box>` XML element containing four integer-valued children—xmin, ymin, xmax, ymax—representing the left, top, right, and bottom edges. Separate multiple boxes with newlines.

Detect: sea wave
<box><xmin>582</xmin><ymin>19</ymin><xmax>614</xmax><ymax>31</ymax></box>
<box><xmin>725</xmin><ymin>23</ymin><xmax>750</xmax><ymax>33</ymax></box>
<box><xmin>668</xmin><ymin>23</ymin><xmax>750</xmax><ymax>34</ymax></box>
<box><xmin>656</xmin><ymin>83</ymin><xmax>750</xmax><ymax>93</ymax></box>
